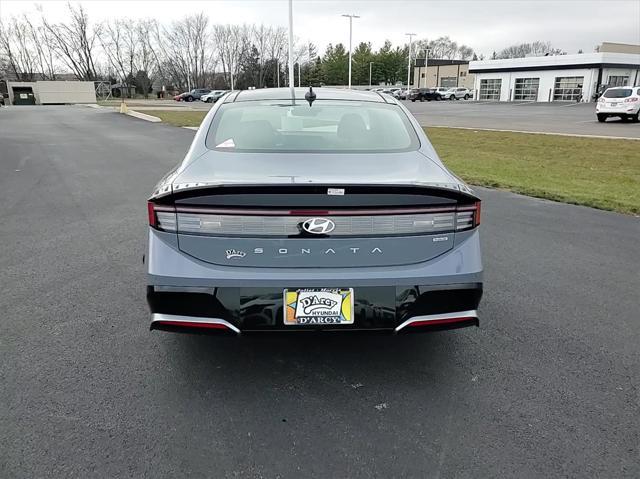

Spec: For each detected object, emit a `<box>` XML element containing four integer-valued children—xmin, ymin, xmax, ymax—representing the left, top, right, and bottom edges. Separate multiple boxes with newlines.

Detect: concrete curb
<box><xmin>427</xmin><ymin>125</ymin><xmax>640</xmax><ymax>141</ymax></box>
<box><xmin>127</xmin><ymin>110</ymin><xmax>162</xmax><ymax>123</ymax></box>
<box><xmin>182</xmin><ymin>126</ymin><xmax>199</xmax><ymax>131</ymax></box>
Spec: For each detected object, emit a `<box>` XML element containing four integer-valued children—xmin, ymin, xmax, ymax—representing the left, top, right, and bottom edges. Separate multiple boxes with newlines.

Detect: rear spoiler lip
<box><xmin>149</xmin><ymin>182</ymin><xmax>480</xmax><ymax>203</ymax></box>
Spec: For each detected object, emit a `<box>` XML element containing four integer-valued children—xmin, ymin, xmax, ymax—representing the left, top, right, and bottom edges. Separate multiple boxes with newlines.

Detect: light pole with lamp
<box><xmin>423</xmin><ymin>47</ymin><xmax>430</xmax><ymax>88</ymax></box>
<box><xmin>405</xmin><ymin>33</ymin><xmax>416</xmax><ymax>90</ymax></box>
<box><xmin>342</xmin><ymin>14</ymin><xmax>360</xmax><ymax>89</ymax></box>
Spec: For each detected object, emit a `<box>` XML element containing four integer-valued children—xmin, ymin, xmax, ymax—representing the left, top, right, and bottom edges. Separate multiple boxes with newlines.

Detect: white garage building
<box><xmin>469</xmin><ymin>47</ymin><xmax>640</xmax><ymax>102</ymax></box>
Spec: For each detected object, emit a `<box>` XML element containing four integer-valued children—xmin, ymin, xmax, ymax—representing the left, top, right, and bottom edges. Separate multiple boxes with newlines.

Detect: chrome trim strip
<box><xmin>151</xmin><ymin>313</ymin><xmax>240</xmax><ymax>334</ymax></box>
<box><xmin>395</xmin><ymin>309</ymin><xmax>478</xmax><ymax>332</ymax></box>
<box><xmin>173</xmin><ymin>206</ymin><xmax>458</xmax><ymax>216</ymax></box>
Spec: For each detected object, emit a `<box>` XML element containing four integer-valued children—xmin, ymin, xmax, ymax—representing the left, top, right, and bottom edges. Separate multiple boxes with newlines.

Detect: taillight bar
<box><xmin>147</xmin><ymin>201</ymin><xmax>481</xmax><ymax>234</ymax></box>
<box><xmin>172</xmin><ymin>205</ymin><xmax>461</xmax><ymax>216</ymax></box>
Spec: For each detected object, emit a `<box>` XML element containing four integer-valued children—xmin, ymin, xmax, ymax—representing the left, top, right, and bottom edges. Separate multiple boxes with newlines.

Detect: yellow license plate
<box><xmin>284</xmin><ymin>288</ymin><xmax>354</xmax><ymax>325</ymax></box>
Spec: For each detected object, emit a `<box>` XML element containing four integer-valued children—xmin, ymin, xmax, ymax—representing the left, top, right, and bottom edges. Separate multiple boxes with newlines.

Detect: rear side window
<box><xmin>603</xmin><ymin>89</ymin><xmax>632</xmax><ymax>98</ymax></box>
<box><xmin>206</xmin><ymin>100</ymin><xmax>420</xmax><ymax>153</ymax></box>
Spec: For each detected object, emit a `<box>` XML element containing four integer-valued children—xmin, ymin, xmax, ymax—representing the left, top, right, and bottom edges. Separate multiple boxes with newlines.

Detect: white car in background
<box><xmin>200</xmin><ymin>90</ymin><xmax>228</xmax><ymax>103</ymax></box>
<box><xmin>439</xmin><ymin>87</ymin><xmax>472</xmax><ymax>100</ymax></box>
<box><xmin>392</xmin><ymin>89</ymin><xmax>411</xmax><ymax>100</ymax></box>
<box><xmin>596</xmin><ymin>86</ymin><xmax>640</xmax><ymax>122</ymax></box>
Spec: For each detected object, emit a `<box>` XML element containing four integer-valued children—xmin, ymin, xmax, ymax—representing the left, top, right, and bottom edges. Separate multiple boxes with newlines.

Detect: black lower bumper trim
<box><xmin>147</xmin><ymin>283</ymin><xmax>482</xmax><ymax>333</ymax></box>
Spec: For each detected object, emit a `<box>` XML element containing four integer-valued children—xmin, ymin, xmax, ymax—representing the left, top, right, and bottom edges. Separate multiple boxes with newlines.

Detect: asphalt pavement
<box><xmin>405</xmin><ymin>100</ymin><xmax>640</xmax><ymax>138</ymax></box>
<box><xmin>1</xmin><ymin>106</ymin><xmax>639</xmax><ymax>478</ymax></box>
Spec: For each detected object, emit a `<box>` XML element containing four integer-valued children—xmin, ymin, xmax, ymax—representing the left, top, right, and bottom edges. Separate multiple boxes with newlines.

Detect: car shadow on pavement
<box><xmin>164</xmin><ymin>331</ymin><xmax>467</xmax><ymax>390</ymax></box>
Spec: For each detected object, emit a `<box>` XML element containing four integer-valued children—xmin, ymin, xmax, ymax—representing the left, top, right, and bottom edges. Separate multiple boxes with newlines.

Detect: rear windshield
<box><xmin>603</xmin><ymin>89</ymin><xmax>632</xmax><ymax>98</ymax></box>
<box><xmin>206</xmin><ymin>100</ymin><xmax>419</xmax><ymax>152</ymax></box>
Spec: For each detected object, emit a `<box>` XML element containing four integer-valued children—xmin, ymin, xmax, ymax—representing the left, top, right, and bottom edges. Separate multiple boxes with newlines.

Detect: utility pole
<box><xmin>423</xmin><ymin>47</ymin><xmax>430</xmax><ymax>88</ymax></box>
<box><xmin>369</xmin><ymin>61</ymin><xmax>373</xmax><ymax>89</ymax></box>
<box><xmin>405</xmin><ymin>33</ymin><xmax>416</xmax><ymax>90</ymax></box>
<box><xmin>288</xmin><ymin>0</ymin><xmax>295</xmax><ymax>99</ymax></box>
<box><xmin>298</xmin><ymin>62</ymin><xmax>301</xmax><ymax>87</ymax></box>
<box><xmin>342</xmin><ymin>14</ymin><xmax>360</xmax><ymax>89</ymax></box>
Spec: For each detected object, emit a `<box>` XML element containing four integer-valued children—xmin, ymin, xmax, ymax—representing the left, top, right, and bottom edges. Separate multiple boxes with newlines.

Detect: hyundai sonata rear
<box><xmin>146</xmin><ymin>88</ymin><xmax>483</xmax><ymax>334</ymax></box>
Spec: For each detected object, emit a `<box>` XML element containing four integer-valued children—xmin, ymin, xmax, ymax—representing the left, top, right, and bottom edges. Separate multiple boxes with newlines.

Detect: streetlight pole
<box><xmin>342</xmin><ymin>14</ymin><xmax>360</xmax><ymax>89</ymax></box>
<box><xmin>369</xmin><ymin>61</ymin><xmax>373</xmax><ymax>89</ymax></box>
<box><xmin>405</xmin><ymin>33</ymin><xmax>416</xmax><ymax>90</ymax></box>
<box><xmin>422</xmin><ymin>48</ymin><xmax>430</xmax><ymax>88</ymax></box>
<box><xmin>288</xmin><ymin>0</ymin><xmax>295</xmax><ymax>99</ymax></box>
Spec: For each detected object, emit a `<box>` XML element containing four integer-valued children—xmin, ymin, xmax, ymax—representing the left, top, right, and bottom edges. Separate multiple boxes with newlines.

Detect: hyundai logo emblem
<box><xmin>302</xmin><ymin>217</ymin><xmax>336</xmax><ymax>235</ymax></box>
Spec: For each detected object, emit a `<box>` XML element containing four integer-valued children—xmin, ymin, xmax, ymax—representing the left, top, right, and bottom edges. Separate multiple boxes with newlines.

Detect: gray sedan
<box><xmin>146</xmin><ymin>88</ymin><xmax>483</xmax><ymax>334</ymax></box>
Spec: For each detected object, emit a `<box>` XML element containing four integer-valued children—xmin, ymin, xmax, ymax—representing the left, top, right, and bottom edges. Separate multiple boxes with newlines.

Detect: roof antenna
<box><xmin>305</xmin><ymin>86</ymin><xmax>316</xmax><ymax>106</ymax></box>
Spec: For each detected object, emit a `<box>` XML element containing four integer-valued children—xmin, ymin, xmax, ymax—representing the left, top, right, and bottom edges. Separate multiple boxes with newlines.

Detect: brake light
<box><xmin>148</xmin><ymin>202</ymin><xmax>177</xmax><ymax>231</ymax></box>
<box><xmin>624</xmin><ymin>97</ymin><xmax>638</xmax><ymax>102</ymax></box>
<box><xmin>147</xmin><ymin>202</ymin><xmax>156</xmax><ymax>227</ymax></box>
<box><xmin>455</xmin><ymin>201</ymin><xmax>481</xmax><ymax>231</ymax></box>
<box><xmin>598</xmin><ymin>97</ymin><xmax>605</xmax><ymax>103</ymax></box>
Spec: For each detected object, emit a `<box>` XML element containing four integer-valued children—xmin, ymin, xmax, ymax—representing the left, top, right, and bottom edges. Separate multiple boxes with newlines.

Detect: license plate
<box><xmin>284</xmin><ymin>288</ymin><xmax>354</xmax><ymax>325</ymax></box>
<box><xmin>609</xmin><ymin>102</ymin><xmax>617</xmax><ymax>107</ymax></box>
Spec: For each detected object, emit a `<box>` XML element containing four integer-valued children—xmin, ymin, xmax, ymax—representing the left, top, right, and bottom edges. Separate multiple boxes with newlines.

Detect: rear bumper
<box><xmin>596</xmin><ymin>105</ymin><xmax>639</xmax><ymax>114</ymax></box>
<box><xmin>147</xmin><ymin>228</ymin><xmax>483</xmax><ymax>334</ymax></box>
<box><xmin>147</xmin><ymin>283</ymin><xmax>482</xmax><ymax>334</ymax></box>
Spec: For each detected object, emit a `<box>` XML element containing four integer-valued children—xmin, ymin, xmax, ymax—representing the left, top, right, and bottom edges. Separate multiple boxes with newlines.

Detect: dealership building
<box><xmin>468</xmin><ymin>42</ymin><xmax>640</xmax><ymax>102</ymax></box>
<box><xmin>412</xmin><ymin>59</ymin><xmax>475</xmax><ymax>90</ymax></box>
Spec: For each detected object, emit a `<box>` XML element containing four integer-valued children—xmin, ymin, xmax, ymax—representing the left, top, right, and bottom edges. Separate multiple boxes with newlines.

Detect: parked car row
<box><xmin>409</xmin><ymin>87</ymin><xmax>472</xmax><ymax>102</ymax></box>
<box><xmin>366</xmin><ymin>86</ymin><xmax>473</xmax><ymax>102</ymax></box>
<box><xmin>173</xmin><ymin>89</ymin><xmax>230</xmax><ymax>103</ymax></box>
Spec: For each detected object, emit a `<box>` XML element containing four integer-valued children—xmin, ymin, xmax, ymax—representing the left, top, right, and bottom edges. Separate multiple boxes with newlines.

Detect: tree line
<box><xmin>0</xmin><ymin>4</ymin><xmax>566</xmax><ymax>95</ymax></box>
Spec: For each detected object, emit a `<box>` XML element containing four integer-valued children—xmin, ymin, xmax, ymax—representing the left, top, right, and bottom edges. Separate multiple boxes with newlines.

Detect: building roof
<box><xmin>414</xmin><ymin>58</ymin><xmax>469</xmax><ymax>67</ymax></box>
<box><xmin>227</xmin><ymin>87</ymin><xmax>393</xmax><ymax>103</ymax></box>
<box><xmin>469</xmin><ymin>52</ymin><xmax>640</xmax><ymax>73</ymax></box>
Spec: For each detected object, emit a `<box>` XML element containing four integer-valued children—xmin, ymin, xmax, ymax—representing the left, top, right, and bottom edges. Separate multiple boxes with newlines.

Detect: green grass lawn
<box><xmin>141</xmin><ymin>110</ymin><xmax>206</xmax><ymax>127</ymax></box>
<box><xmin>133</xmin><ymin>110</ymin><xmax>640</xmax><ymax>214</ymax></box>
<box><xmin>426</xmin><ymin>127</ymin><xmax>639</xmax><ymax>215</ymax></box>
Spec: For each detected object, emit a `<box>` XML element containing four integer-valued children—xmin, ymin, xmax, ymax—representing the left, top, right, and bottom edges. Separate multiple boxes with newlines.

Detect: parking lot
<box><xmin>405</xmin><ymin>100</ymin><xmax>640</xmax><ymax>138</ymax></box>
<box><xmin>1</xmin><ymin>106</ymin><xmax>639</xmax><ymax>478</ymax></box>
<box><xmin>119</xmin><ymin>97</ymin><xmax>640</xmax><ymax>138</ymax></box>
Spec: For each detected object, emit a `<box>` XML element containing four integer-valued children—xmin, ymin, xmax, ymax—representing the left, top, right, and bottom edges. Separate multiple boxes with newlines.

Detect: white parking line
<box><xmin>427</xmin><ymin>125</ymin><xmax>640</xmax><ymax>140</ymax></box>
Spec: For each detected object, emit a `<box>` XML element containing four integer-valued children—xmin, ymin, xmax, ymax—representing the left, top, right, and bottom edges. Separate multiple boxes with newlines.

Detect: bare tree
<box><xmin>162</xmin><ymin>14</ymin><xmax>216</xmax><ymax>90</ymax></box>
<box><xmin>23</xmin><ymin>15</ymin><xmax>57</xmax><ymax>80</ymax></box>
<box><xmin>214</xmin><ymin>24</ymin><xmax>250</xmax><ymax>89</ymax></box>
<box><xmin>41</xmin><ymin>4</ymin><xmax>100</xmax><ymax>80</ymax></box>
<box><xmin>135</xmin><ymin>20</ymin><xmax>157</xmax><ymax>98</ymax></box>
<box><xmin>0</xmin><ymin>18</ymin><xmax>36</xmax><ymax>80</ymax></box>
<box><xmin>496</xmin><ymin>41</ymin><xmax>565</xmax><ymax>59</ymax></box>
<box><xmin>99</xmin><ymin>19</ymin><xmax>137</xmax><ymax>95</ymax></box>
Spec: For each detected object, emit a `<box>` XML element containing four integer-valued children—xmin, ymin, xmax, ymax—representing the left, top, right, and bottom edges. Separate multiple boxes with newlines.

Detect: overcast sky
<box><xmin>1</xmin><ymin>0</ymin><xmax>639</xmax><ymax>56</ymax></box>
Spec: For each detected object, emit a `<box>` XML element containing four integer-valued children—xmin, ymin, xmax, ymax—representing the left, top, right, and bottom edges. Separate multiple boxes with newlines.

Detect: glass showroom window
<box><xmin>514</xmin><ymin>78</ymin><xmax>539</xmax><ymax>100</ymax></box>
<box><xmin>608</xmin><ymin>76</ymin><xmax>629</xmax><ymax>87</ymax></box>
<box><xmin>479</xmin><ymin>79</ymin><xmax>502</xmax><ymax>100</ymax></box>
<box><xmin>553</xmin><ymin>76</ymin><xmax>584</xmax><ymax>101</ymax></box>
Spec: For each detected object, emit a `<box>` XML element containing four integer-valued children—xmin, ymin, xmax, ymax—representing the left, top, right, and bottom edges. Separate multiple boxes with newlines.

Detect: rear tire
<box><xmin>464</xmin><ymin>94</ymin><xmax>469</xmax><ymax>100</ymax></box>
<box><xmin>632</xmin><ymin>112</ymin><xmax>640</xmax><ymax>123</ymax></box>
<box><xmin>450</xmin><ymin>95</ymin><xmax>456</xmax><ymax>101</ymax></box>
<box><xmin>186</xmin><ymin>96</ymin><xmax>194</xmax><ymax>102</ymax></box>
<box><xmin>597</xmin><ymin>114</ymin><xmax>606</xmax><ymax>123</ymax></box>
